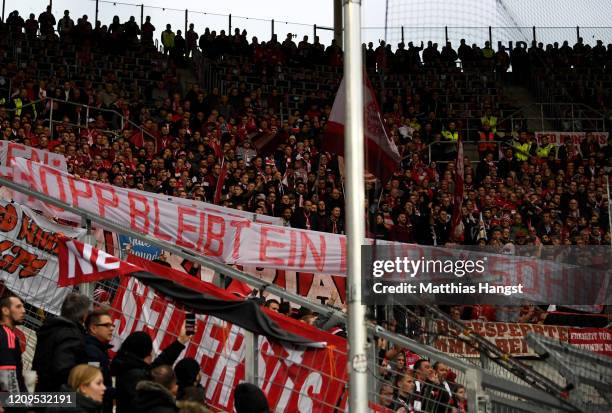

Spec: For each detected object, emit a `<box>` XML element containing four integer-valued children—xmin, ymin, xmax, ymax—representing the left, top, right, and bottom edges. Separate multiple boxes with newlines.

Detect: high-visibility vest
<box><xmin>483</xmin><ymin>47</ymin><xmax>495</xmax><ymax>59</ymax></box>
<box><xmin>442</xmin><ymin>130</ymin><xmax>459</xmax><ymax>141</ymax></box>
<box><xmin>14</xmin><ymin>98</ymin><xmax>23</xmax><ymax>117</ymax></box>
<box><xmin>481</xmin><ymin>115</ymin><xmax>497</xmax><ymax>133</ymax></box>
<box><xmin>513</xmin><ymin>141</ymin><xmax>531</xmax><ymax>161</ymax></box>
<box><xmin>11</xmin><ymin>98</ymin><xmax>36</xmax><ymax>120</ymax></box>
<box><xmin>536</xmin><ymin>143</ymin><xmax>553</xmax><ymax>158</ymax></box>
<box><xmin>161</xmin><ymin>31</ymin><xmax>175</xmax><ymax>48</ymax></box>
<box><xmin>478</xmin><ymin>131</ymin><xmax>496</xmax><ymax>152</ymax></box>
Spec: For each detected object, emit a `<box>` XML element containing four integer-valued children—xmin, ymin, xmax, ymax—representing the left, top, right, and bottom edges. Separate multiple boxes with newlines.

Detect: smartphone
<box><xmin>185</xmin><ymin>313</ymin><xmax>196</xmax><ymax>336</ymax></box>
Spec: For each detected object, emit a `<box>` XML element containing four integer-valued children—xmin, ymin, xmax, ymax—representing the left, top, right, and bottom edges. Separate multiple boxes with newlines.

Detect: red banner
<box><xmin>534</xmin><ymin>131</ymin><xmax>608</xmax><ymax>146</ymax></box>
<box><xmin>434</xmin><ymin>320</ymin><xmax>612</xmax><ymax>358</ymax></box>
<box><xmin>569</xmin><ymin>328</ymin><xmax>612</xmax><ymax>357</ymax></box>
<box><xmin>110</xmin><ymin>276</ymin><xmax>348</xmax><ymax>412</ymax></box>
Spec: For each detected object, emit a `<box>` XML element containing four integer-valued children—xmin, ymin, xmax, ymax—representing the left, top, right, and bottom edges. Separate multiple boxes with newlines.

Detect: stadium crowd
<box><xmin>1</xmin><ymin>292</ymin><xmax>271</xmax><ymax>413</ymax></box>
<box><xmin>0</xmin><ymin>7</ymin><xmax>611</xmax><ymax>413</ymax></box>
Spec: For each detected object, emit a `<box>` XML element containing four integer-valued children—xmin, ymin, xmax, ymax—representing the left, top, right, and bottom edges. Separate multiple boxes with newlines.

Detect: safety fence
<box><xmin>3</xmin><ymin>0</ymin><xmax>612</xmax><ymax>48</ymax></box>
<box><xmin>0</xmin><ymin>172</ymin><xmax>596</xmax><ymax>412</ymax></box>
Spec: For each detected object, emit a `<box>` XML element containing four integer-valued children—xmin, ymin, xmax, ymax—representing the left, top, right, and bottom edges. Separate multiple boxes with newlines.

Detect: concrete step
<box><xmin>502</xmin><ymin>85</ymin><xmax>554</xmax><ymax>131</ymax></box>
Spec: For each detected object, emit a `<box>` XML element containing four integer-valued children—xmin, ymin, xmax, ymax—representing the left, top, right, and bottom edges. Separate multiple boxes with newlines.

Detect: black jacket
<box><xmin>46</xmin><ymin>385</ymin><xmax>103</xmax><ymax>413</ymax></box>
<box><xmin>32</xmin><ymin>316</ymin><xmax>87</xmax><ymax>392</ymax></box>
<box><xmin>110</xmin><ymin>340</ymin><xmax>185</xmax><ymax>413</ymax></box>
<box><xmin>133</xmin><ymin>381</ymin><xmax>178</xmax><ymax>413</ymax></box>
<box><xmin>84</xmin><ymin>335</ymin><xmax>114</xmax><ymax>413</ymax></box>
<box><xmin>0</xmin><ymin>325</ymin><xmax>26</xmax><ymax>393</ymax></box>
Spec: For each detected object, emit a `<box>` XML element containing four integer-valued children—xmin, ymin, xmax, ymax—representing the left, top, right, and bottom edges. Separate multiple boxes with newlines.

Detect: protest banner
<box><xmin>141</xmin><ymin>189</ymin><xmax>283</xmax><ymax>226</ymax></box>
<box><xmin>433</xmin><ymin>319</ymin><xmax>568</xmax><ymax>357</ymax></box>
<box><xmin>11</xmin><ymin>159</ymin><xmax>610</xmax><ymax>308</ymax></box>
<box><xmin>0</xmin><ymin>141</ymin><xmax>67</xmax><ymax>178</ymax></box>
<box><xmin>238</xmin><ymin>266</ymin><xmax>347</xmax><ymax>305</ymax></box>
<box><xmin>110</xmin><ymin>280</ymin><xmax>347</xmax><ymax>412</ymax></box>
<box><xmin>0</xmin><ymin>200</ymin><xmax>84</xmax><ymax>313</ymax></box>
<box><xmin>56</xmin><ymin>238</ymin><xmax>349</xmax><ymax>412</ymax></box>
<box><xmin>568</xmin><ymin>328</ymin><xmax>612</xmax><ymax>357</ymax></box>
<box><xmin>534</xmin><ymin>131</ymin><xmax>608</xmax><ymax>146</ymax></box>
<box><xmin>433</xmin><ymin>319</ymin><xmax>612</xmax><ymax>358</ymax></box>
<box><xmin>12</xmin><ymin>158</ymin><xmax>349</xmax><ymax>275</ymax></box>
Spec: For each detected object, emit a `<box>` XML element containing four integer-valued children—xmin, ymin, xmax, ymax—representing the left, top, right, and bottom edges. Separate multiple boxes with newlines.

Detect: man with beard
<box><xmin>0</xmin><ymin>295</ymin><xmax>27</xmax><ymax>394</ymax></box>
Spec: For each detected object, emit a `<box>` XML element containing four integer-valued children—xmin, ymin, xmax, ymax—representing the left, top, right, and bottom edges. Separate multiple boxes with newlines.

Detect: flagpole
<box><xmin>343</xmin><ymin>1</ymin><xmax>368</xmax><ymax>412</ymax></box>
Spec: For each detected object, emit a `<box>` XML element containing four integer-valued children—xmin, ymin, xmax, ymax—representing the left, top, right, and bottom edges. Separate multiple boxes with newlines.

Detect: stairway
<box><xmin>502</xmin><ymin>85</ymin><xmax>554</xmax><ymax>132</ymax></box>
<box><xmin>177</xmin><ymin>67</ymin><xmax>199</xmax><ymax>94</ymax></box>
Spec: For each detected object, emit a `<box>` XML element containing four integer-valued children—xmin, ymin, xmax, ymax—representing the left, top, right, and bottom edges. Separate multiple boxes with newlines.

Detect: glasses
<box><xmin>95</xmin><ymin>323</ymin><xmax>115</xmax><ymax>328</ymax></box>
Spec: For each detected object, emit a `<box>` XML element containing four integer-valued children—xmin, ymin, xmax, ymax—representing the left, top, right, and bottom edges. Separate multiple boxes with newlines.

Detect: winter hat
<box><xmin>120</xmin><ymin>331</ymin><xmax>153</xmax><ymax>359</ymax></box>
<box><xmin>234</xmin><ymin>383</ymin><xmax>269</xmax><ymax>413</ymax></box>
<box><xmin>175</xmin><ymin>358</ymin><xmax>201</xmax><ymax>388</ymax></box>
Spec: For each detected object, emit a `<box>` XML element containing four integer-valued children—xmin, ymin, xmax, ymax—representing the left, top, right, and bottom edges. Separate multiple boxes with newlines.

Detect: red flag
<box><xmin>213</xmin><ymin>157</ymin><xmax>227</xmax><ymax>204</ymax></box>
<box><xmin>451</xmin><ymin>137</ymin><xmax>465</xmax><ymax>241</ymax></box>
<box><xmin>57</xmin><ymin>237</ymin><xmax>139</xmax><ymax>286</ymax></box>
<box><xmin>323</xmin><ymin>75</ymin><xmax>401</xmax><ymax>183</ymax></box>
<box><xmin>226</xmin><ymin>278</ymin><xmax>255</xmax><ymax>298</ymax></box>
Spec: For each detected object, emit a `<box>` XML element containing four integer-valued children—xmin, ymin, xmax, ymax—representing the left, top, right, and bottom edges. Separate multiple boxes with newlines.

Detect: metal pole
<box><xmin>465</xmin><ymin>368</ymin><xmax>487</xmax><ymax>413</ymax></box>
<box><xmin>228</xmin><ymin>13</ymin><xmax>231</xmax><ymax>34</ymax></box>
<box><xmin>95</xmin><ymin>0</ymin><xmax>99</xmax><ymax>26</ymax></box>
<box><xmin>401</xmin><ymin>25</ymin><xmax>404</xmax><ymax>43</ymax></box>
<box><xmin>313</xmin><ymin>24</ymin><xmax>316</xmax><ymax>40</ymax></box>
<box><xmin>445</xmin><ymin>26</ymin><xmax>448</xmax><ymax>44</ymax></box>
<box><xmin>271</xmin><ymin>19</ymin><xmax>274</xmax><ymax>39</ymax></box>
<box><xmin>81</xmin><ymin>218</ymin><xmax>96</xmax><ymax>299</ymax></box>
<box><xmin>532</xmin><ymin>26</ymin><xmax>536</xmax><ymax>43</ymax></box>
<box><xmin>140</xmin><ymin>4</ymin><xmax>143</xmax><ymax>28</ymax></box>
<box><xmin>344</xmin><ymin>0</ymin><xmax>367</xmax><ymax>412</ymax></box>
<box><xmin>576</xmin><ymin>26</ymin><xmax>580</xmax><ymax>42</ymax></box>
<box><xmin>334</xmin><ymin>0</ymin><xmax>343</xmax><ymax>47</ymax></box>
<box><xmin>488</xmin><ymin>26</ymin><xmax>492</xmax><ymax>45</ymax></box>
<box><xmin>244</xmin><ymin>331</ymin><xmax>259</xmax><ymax>384</ymax></box>
<box><xmin>184</xmin><ymin>9</ymin><xmax>188</xmax><ymax>38</ymax></box>
<box><xmin>1</xmin><ymin>0</ymin><xmax>4</xmax><ymax>23</ymax></box>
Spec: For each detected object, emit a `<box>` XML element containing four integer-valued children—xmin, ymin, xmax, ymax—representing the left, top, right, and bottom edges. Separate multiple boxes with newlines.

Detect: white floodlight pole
<box><xmin>344</xmin><ymin>0</ymin><xmax>368</xmax><ymax>412</ymax></box>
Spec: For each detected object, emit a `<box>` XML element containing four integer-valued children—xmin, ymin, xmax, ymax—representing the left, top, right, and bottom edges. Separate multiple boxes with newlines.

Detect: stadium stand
<box><xmin>0</xmin><ymin>5</ymin><xmax>610</xmax><ymax>413</ymax></box>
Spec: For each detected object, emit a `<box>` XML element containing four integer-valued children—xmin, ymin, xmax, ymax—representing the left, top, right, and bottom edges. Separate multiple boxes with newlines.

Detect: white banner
<box><xmin>10</xmin><ymin>158</ymin><xmax>611</xmax><ymax>311</ymax></box>
<box><xmin>12</xmin><ymin>158</ymin><xmax>348</xmax><ymax>275</ymax></box>
<box><xmin>0</xmin><ymin>141</ymin><xmax>67</xmax><ymax>178</ymax></box>
<box><xmin>134</xmin><ymin>189</ymin><xmax>283</xmax><ymax>226</ymax></box>
<box><xmin>0</xmin><ymin>200</ymin><xmax>85</xmax><ymax>314</ymax></box>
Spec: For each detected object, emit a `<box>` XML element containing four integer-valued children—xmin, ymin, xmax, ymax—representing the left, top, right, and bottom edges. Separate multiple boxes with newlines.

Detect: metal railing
<box><xmin>499</xmin><ymin>103</ymin><xmax>607</xmax><ymax>133</ymax></box>
<box><xmin>0</xmin><ymin>96</ymin><xmax>155</xmax><ymax>142</ymax></box>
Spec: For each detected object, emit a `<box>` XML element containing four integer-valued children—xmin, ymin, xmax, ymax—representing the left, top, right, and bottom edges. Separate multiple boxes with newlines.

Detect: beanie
<box><xmin>234</xmin><ymin>383</ymin><xmax>269</xmax><ymax>413</ymax></box>
<box><xmin>120</xmin><ymin>331</ymin><xmax>153</xmax><ymax>359</ymax></box>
